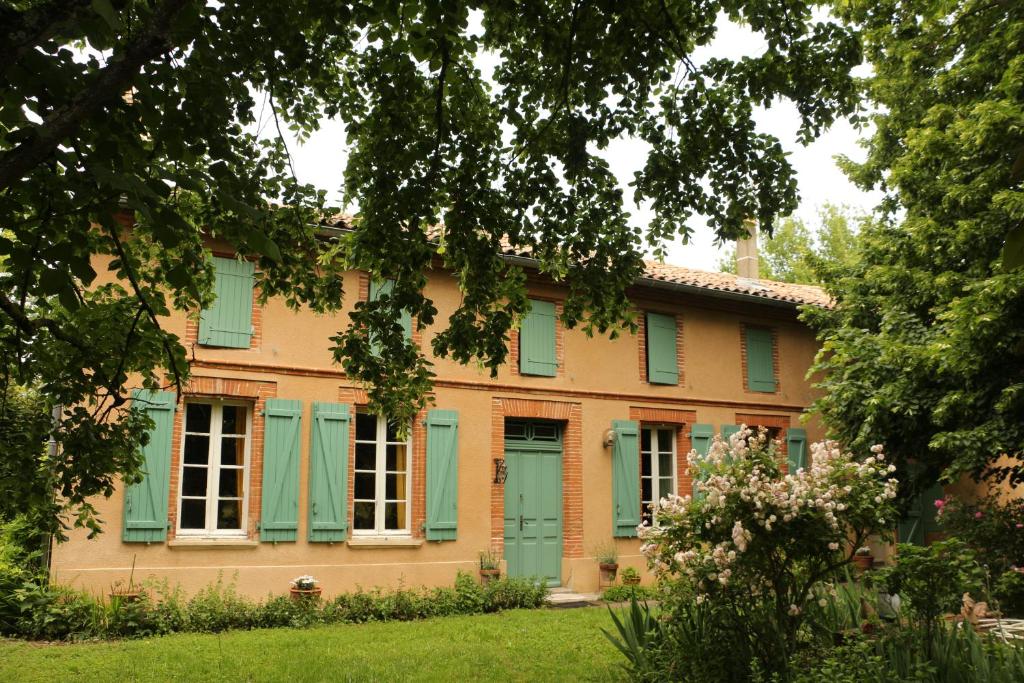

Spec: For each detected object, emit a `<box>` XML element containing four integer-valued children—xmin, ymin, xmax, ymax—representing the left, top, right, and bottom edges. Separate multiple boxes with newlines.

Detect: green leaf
<box><xmin>91</xmin><ymin>0</ymin><xmax>121</xmax><ymax>31</ymax></box>
<box><xmin>1001</xmin><ymin>224</ymin><xmax>1024</xmax><ymax>272</ymax></box>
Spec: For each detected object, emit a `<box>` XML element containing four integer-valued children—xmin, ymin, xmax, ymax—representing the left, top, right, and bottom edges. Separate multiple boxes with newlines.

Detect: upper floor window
<box><xmin>354</xmin><ymin>412</ymin><xmax>411</xmax><ymax>534</ymax></box>
<box><xmin>198</xmin><ymin>256</ymin><xmax>255</xmax><ymax>348</ymax></box>
<box><xmin>178</xmin><ymin>401</ymin><xmax>251</xmax><ymax>535</ymax></box>
<box><xmin>641</xmin><ymin>426</ymin><xmax>676</xmax><ymax>525</ymax></box>
<box><xmin>519</xmin><ymin>299</ymin><xmax>557</xmax><ymax>376</ymax></box>
<box><xmin>645</xmin><ymin>312</ymin><xmax>679</xmax><ymax>385</ymax></box>
<box><xmin>744</xmin><ymin>326</ymin><xmax>776</xmax><ymax>392</ymax></box>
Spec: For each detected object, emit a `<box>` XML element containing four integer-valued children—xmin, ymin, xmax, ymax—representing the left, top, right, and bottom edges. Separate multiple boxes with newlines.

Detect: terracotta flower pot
<box><xmin>622</xmin><ymin>575</ymin><xmax>641</xmax><ymax>586</ymax></box>
<box><xmin>599</xmin><ymin>562</ymin><xmax>619</xmax><ymax>584</ymax></box>
<box><xmin>289</xmin><ymin>587</ymin><xmax>322</xmax><ymax>601</ymax></box>
<box><xmin>109</xmin><ymin>591</ymin><xmax>143</xmax><ymax>603</ymax></box>
<box><xmin>479</xmin><ymin>568</ymin><xmax>500</xmax><ymax>585</ymax></box>
<box><xmin>853</xmin><ymin>554</ymin><xmax>874</xmax><ymax>572</ymax></box>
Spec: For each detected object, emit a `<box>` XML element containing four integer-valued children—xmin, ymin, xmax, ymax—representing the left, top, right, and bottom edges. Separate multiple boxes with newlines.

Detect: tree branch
<box><xmin>0</xmin><ymin>0</ymin><xmax>192</xmax><ymax>193</ymax></box>
<box><xmin>0</xmin><ymin>0</ymin><xmax>93</xmax><ymax>75</ymax></box>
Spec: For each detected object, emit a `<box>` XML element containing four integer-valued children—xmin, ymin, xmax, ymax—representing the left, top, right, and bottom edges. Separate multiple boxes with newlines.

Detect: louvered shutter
<box><xmin>689</xmin><ymin>423</ymin><xmax>714</xmax><ymax>499</ymax></box>
<box><xmin>612</xmin><ymin>419</ymin><xmax>641</xmax><ymax>537</ymax></box>
<box><xmin>745</xmin><ymin>327</ymin><xmax>776</xmax><ymax>392</ymax></box>
<box><xmin>260</xmin><ymin>399</ymin><xmax>301</xmax><ymax>542</ymax></box>
<box><xmin>308</xmin><ymin>402</ymin><xmax>349</xmax><ymax>542</ymax></box>
<box><xmin>519</xmin><ymin>299</ymin><xmax>557</xmax><ymax>376</ymax></box>
<box><xmin>786</xmin><ymin>428</ymin><xmax>808</xmax><ymax>472</ymax></box>
<box><xmin>425</xmin><ymin>409</ymin><xmax>459</xmax><ymax>541</ymax></box>
<box><xmin>198</xmin><ymin>256</ymin><xmax>255</xmax><ymax>348</ymax></box>
<box><xmin>646</xmin><ymin>312</ymin><xmax>679</xmax><ymax>385</ymax></box>
<box><xmin>123</xmin><ymin>390</ymin><xmax>175</xmax><ymax>542</ymax></box>
<box><xmin>369</xmin><ymin>279</ymin><xmax>412</xmax><ymax>340</ymax></box>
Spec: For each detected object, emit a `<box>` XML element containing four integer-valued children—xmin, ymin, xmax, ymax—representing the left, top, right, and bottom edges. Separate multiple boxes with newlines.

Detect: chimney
<box><xmin>736</xmin><ymin>218</ymin><xmax>759</xmax><ymax>280</ymax></box>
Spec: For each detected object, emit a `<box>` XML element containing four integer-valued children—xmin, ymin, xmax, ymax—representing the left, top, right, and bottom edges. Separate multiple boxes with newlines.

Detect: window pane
<box><xmin>532</xmin><ymin>423</ymin><xmax>558</xmax><ymax>440</ymax></box>
<box><xmin>641</xmin><ymin>428</ymin><xmax>651</xmax><ymax>452</ymax></box>
<box><xmin>355</xmin><ymin>442</ymin><xmax>376</xmax><ymax>471</ymax></box>
<box><xmin>180</xmin><ymin>499</ymin><xmax>206</xmax><ymax>529</ymax></box>
<box><xmin>182</xmin><ymin>467</ymin><xmax>208</xmax><ymax>497</ymax></box>
<box><xmin>385</xmin><ymin>472</ymin><xmax>407</xmax><ymax>500</ymax></box>
<box><xmin>385</xmin><ymin>419</ymin><xmax>401</xmax><ymax>442</ymax></box>
<box><xmin>354</xmin><ymin>502</ymin><xmax>375</xmax><ymax>530</ymax></box>
<box><xmin>658</xmin><ymin>452</ymin><xmax>673</xmax><ymax>475</ymax></box>
<box><xmin>354</xmin><ymin>472</ymin><xmax>375</xmax><ymax>500</ymax></box>
<box><xmin>505</xmin><ymin>420</ymin><xmax>527</xmax><ymax>440</ymax></box>
<box><xmin>185</xmin><ymin>403</ymin><xmax>211</xmax><ymax>433</ymax></box>
<box><xmin>386</xmin><ymin>444</ymin><xmax>407</xmax><ymax>471</ymax></box>
<box><xmin>220</xmin><ymin>437</ymin><xmax>245</xmax><ymax>466</ymax></box>
<box><xmin>660</xmin><ymin>476</ymin><xmax>674</xmax><ymax>497</ymax></box>
<box><xmin>355</xmin><ymin>413</ymin><xmax>376</xmax><ymax>441</ymax></box>
<box><xmin>385</xmin><ymin>502</ymin><xmax>406</xmax><ymax>530</ymax></box>
<box><xmin>641</xmin><ymin>452</ymin><xmax>652</xmax><ymax>477</ymax></box>
<box><xmin>641</xmin><ymin>477</ymin><xmax>652</xmax><ymax>503</ymax></box>
<box><xmin>221</xmin><ymin>405</ymin><xmax>247</xmax><ymax>435</ymax></box>
<box><xmin>216</xmin><ymin>500</ymin><xmax>241</xmax><ymax>530</ymax></box>
<box><xmin>183</xmin><ymin>435</ymin><xmax>210</xmax><ymax>465</ymax></box>
<box><xmin>658</xmin><ymin>429</ymin><xmax>674</xmax><ymax>449</ymax></box>
<box><xmin>218</xmin><ymin>469</ymin><xmax>242</xmax><ymax>498</ymax></box>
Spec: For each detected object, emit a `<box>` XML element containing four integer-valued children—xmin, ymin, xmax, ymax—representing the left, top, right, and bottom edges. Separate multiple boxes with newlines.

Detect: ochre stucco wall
<box><xmin>51</xmin><ymin>259</ymin><xmax>825</xmax><ymax>599</ymax></box>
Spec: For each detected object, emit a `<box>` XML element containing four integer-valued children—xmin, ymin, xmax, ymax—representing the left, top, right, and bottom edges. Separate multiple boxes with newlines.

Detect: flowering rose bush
<box><xmin>936</xmin><ymin>494</ymin><xmax>1024</xmax><ymax>575</ymax></box>
<box><xmin>638</xmin><ymin>426</ymin><xmax>898</xmax><ymax>676</ymax></box>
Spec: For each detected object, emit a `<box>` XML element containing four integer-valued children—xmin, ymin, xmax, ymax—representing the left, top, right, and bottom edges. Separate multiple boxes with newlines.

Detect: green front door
<box><xmin>504</xmin><ymin>421</ymin><xmax>563</xmax><ymax>586</ymax></box>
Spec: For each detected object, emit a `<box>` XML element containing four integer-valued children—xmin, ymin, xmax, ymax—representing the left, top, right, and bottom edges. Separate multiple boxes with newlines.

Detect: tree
<box><xmin>805</xmin><ymin>0</ymin><xmax>1024</xmax><ymax>494</ymax></box>
<box><xmin>0</xmin><ymin>1</ymin><xmax>864</xmax><ymax>535</ymax></box>
<box><xmin>718</xmin><ymin>203</ymin><xmax>861</xmax><ymax>284</ymax></box>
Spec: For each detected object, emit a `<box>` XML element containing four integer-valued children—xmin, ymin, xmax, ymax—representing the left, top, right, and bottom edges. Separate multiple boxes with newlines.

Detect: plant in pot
<box><xmin>109</xmin><ymin>555</ymin><xmax>143</xmax><ymax>602</ymax></box>
<box><xmin>595</xmin><ymin>541</ymin><xmax>619</xmax><ymax>585</ymax></box>
<box><xmin>479</xmin><ymin>550</ymin><xmax>501</xmax><ymax>585</ymax></box>
<box><xmin>853</xmin><ymin>546</ymin><xmax>874</xmax><ymax>572</ymax></box>
<box><xmin>289</xmin><ymin>574</ymin><xmax>322</xmax><ymax>600</ymax></box>
<box><xmin>621</xmin><ymin>566</ymin><xmax>642</xmax><ymax>586</ymax></box>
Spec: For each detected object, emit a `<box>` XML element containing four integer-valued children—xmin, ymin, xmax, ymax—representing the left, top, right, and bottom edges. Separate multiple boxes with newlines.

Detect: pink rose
<box><xmin>975</xmin><ymin>511</ymin><xmax>984</xmax><ymax>519</ymax></box>
<box><xmin>1016</xmin><ymin>523</ymin><xmax>1022</xmax><ymax>529</ymax></box>
<box><xmin>934</xmin><ymin>499</ymin><xmax>945</xmax><ymax>509</ymax></box>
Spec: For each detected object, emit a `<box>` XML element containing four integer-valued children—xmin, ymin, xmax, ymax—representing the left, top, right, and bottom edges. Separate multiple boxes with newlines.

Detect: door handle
<box><xmin>519</xmin><ymin>515</ymin><xmax>524</xmax><ymax>531</ymax></box>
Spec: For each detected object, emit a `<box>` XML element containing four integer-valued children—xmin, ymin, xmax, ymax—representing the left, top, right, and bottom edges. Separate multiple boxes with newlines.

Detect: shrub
<box><xmin>938</xmin><ymin>495</ymin><xmax>1024</xmax><ymax>575</ymax></box>
<box><xmin>483</xmin><ymin>576</ymin><xmax>547</xmax><ymax>611</ymax></box>
<box><xmin>184</xmin><ymin>573</ymin><xmax>257</xmax><ymax>633</ymax></box>
<box><xmin>601</xmin><ymin>584</ymin><xmax>657</xmax><ymax>603</ymax></box>
<box><xmin>636</xmin><ymin>427</ymin><xmax>899</xmax><ymax>679</ymax></box>
<box><xmin>454</xmin><ymin>570</ymin><xmax>486</xmax><ymax>614</ymax></box>
<box><xmin>994</xmin><ymin>569</ymin><xmax>1024</xmax><ymax>618</ymax></box>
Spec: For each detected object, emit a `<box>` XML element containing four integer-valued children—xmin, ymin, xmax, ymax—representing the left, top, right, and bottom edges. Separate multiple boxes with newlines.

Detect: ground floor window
<box><xmin>179</xmin><ymin>400</ymin><xmax>251</xmax><ymax>535</ymax></box>
<box><xmin>641</xmin><ymin>426</ymin><xmax>676</xmax><ymax>525</ymax></box>
<box><xmin>354</xmin><ymin>412</ymin><xmax>410</xmax><ymax>534</ymax></box>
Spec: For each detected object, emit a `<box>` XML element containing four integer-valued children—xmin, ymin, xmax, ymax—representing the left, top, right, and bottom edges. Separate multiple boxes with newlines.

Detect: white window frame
<box><xmin>176</xmin><ymin>399</ymin><xmax>252</xmax><ymax>537</ymax></box>
<box><xmin>353</xmin><ymin>413</ymin><xmax>412</xmax><ymax>537</ymax></box>
<box><xmin>641</xmin><ymin>425</ymin><xmax>678</xmax><ymax>524</ymax></box>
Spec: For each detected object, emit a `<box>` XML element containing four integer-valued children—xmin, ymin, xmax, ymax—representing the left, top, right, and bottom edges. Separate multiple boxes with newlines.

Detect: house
<box><xmin>50</xmin><ymin>223</ymin><xmax>831</xmax><ymax>597</ymax></box>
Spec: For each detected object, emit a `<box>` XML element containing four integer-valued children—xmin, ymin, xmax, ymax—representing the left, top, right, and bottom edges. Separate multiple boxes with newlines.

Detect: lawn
<box><xmin>0</xmin><ymin>606</ymin><xmax>624</xmax><ymax>682</ymax></box>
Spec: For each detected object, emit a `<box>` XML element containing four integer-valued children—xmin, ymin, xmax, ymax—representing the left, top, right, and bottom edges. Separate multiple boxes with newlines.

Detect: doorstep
<box><xmin>546</xmin><ymin>589</ymin><xmax>602</xmax><ymax>608</ymax></box>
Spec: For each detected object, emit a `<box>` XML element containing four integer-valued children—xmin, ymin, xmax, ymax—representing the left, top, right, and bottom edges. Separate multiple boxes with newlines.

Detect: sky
<box><xmin>276</xmin><ymin>15</ymin><xmax>882</xmax><ymax>273</ymax></box>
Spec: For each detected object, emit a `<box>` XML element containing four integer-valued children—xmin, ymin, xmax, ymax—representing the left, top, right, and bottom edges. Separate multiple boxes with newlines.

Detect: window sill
<box><xmin>346</xmin><ymin>536</ymin><xmax>423</xmax><ymax>549</ymax></box>
<box><xmin>168</xmin><ymin>538</ymin><xmax>258</xmax><ymax>549</ymax></box>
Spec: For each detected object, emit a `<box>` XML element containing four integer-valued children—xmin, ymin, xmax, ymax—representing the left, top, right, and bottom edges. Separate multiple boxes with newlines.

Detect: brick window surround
<box><xmin>629</xmin><ymin>407</ymin><xmax>697</xmax><ymax>501</ymax></box>
<box><xmin>184</xmin><ymin>254</ymin><xmax>263</xmax><ymax>351</ymax></box>
<box><xmin>339</xmin><ymin>385</ymin><xmax>429</xmax><ymax>538</ymax></box>
<box><xmin>636</xmin><ymin>311</ymin><xmax>685</xmax><ymax>384</ymax></box>
<box><xmin>508</xmin><ymin>298</ymin><xmax>565</xmax><ymax>378</ymax></box>
<box><xmin>167</xmin><ymin>376</ymin><xmax>277</xmax><ymax>540</ymax></box>
<box><xmin>489</xmin><ymin>397</ymin><xmax>583</xmax><ymax>558</ymax></box>
<box><xmin>739</xmin><ymin>323</ymin><xmax>781</xmax><ymax>394</ymax></box>
<box><xmin>734</xmin><ymin>412</ymin><xmax>792</xmax><ymax>470</ymax></box>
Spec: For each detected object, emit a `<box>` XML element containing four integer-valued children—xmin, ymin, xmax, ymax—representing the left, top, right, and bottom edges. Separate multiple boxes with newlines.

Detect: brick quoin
<box><xmin>166</xmin><ymin>376</ymin><xmax>276</xmax><ymax>540</ymax></box>
<box><xmin>629</xmin><ymin>407</ymin><xmax>697</xmax><ymax>505</ymax></box>
<box><xmin>489</xmin><ymin>397</ymin><xmax>583</xmax><ymax>559</ymax></box>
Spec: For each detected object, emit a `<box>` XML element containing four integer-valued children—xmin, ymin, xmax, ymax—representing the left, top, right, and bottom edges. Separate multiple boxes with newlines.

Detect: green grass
<box><xmin>0</xmin><ymin>607</ymin><xmax>624</xmax><ymax>682</ymax></box>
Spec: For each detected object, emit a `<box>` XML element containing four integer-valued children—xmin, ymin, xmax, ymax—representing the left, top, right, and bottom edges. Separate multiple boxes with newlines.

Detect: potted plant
<box><xmin>109</xmin><ymin>555</ymin><xmax>143</xmax><ymax>602</ymax></box>
<box><xmin>595</xmin><ymin>541</ymin><xmax>619</xmax><ymax>585</ymax></box>
<box><xmin>853</xmin><ymin>546</ymin><xmax>874</xmax><ymax>572</ymax></box>
<box><xmin>289</xmin><ymin>575</ymin><xmax>322</xmax><ymax>600</ymax></box>
<box><xmin>620</xmin><ymin>566</ymin><xmax>641</xmax><ymax>586</ymax></box>
<box><xmin>479</xmin><ymin>550</ymin><xmax>501</xmax><ymax>585</ymax></box>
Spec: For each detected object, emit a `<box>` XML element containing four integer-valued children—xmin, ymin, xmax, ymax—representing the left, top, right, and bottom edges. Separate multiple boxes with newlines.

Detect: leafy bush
<box><xmin>601</xmin><ymin>584</ymin><xmax>658</xmax><ymax>602</ymax></box>
<box><xmin>482</xmin><ymin>575</ymin><xmax>547</xmax><ymax>611</ymax></box>
<box><xmin>938</xmin><ymin>495</ymin><xmax>1024</xmax><ymax>575</ymax></box>
<box><xmin>184</xmin><ymin>573</ymin><xmax>257</xmax><ymax>633</ymax></box>
<box><xmin>993</xmin><ymin>569</ymin><xmax>1024</xmax><ymax>618</ymax></box>
<box><xmin>636</xmin><ymin>427</ymin><xmax>899</xmax><ymax>678</ymax></box>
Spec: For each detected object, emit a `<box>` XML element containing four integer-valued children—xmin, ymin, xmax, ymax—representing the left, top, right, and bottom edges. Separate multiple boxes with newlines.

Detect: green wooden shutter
<box><xmin>786</xmin><ymin>428</ymin><xmax>808</xmax><ymax>472</ymax></box>
<box><xmin>308</xmin><ymin>402</ymin><xmax>350</xmax><ymax>542</ymax></box>
<box><xmin>745</xmin><ymin>327</ymin><xmax>776</xmax><ymax>392</ymax></box>
<box><xmin>123</xmin><ymin>390</ymin><xmax>175</xmax><ymax>542</ymax></box>
<box><xmin>612</xmin><ymin>419</ymin><xmax>641</xmax><ymax>537</ymax></box>
<box><xmin>369</xmin><ymin>279</ymin><xmax>412</xmax><ymax>340</ymax></box>
<box><xmin>898</xmin><ymin>478</ymin><xmax>944</xmax><ymax>546</ymax></box>
<box><xmin>646</xmin><ymin>312</ymin><xmax>679</xmax><ymax>385</ymax></box>
<box><xmin>425</xmin><ymin>409</ymin><xmax>459</xmax><ymax>541</ymax></box>
<box><xmin>198</xmin><ymin>256</ymin><xmax>255</xmax><ymax>348</ymax></box>
<box><xmin>690</xmin><ymin>423</ymin><xmax>714</xmax><ymax>499</ymax></box>
<box><xmin>721</xmin><ymin>425</ymin><xmax>741</xmax><ymax>443</ymax></box>
<box><xmin>520</xmin><ymin>299</ymin><xmax>557</xmax><ymax>376</ymax></box>
<box><xmin>260</xmin><ymin>399</ymin><xmax>302</xmax><ymax>542</ymax></box>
